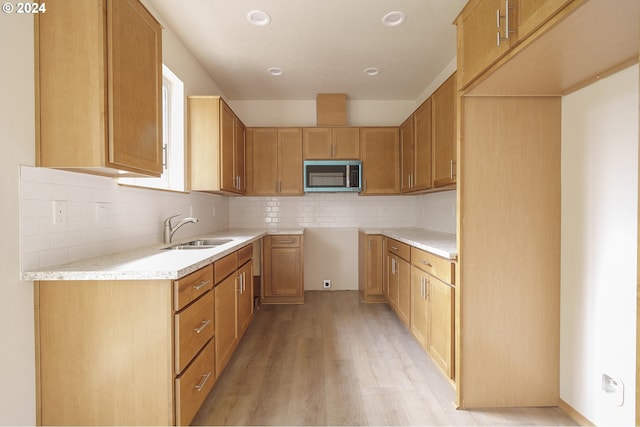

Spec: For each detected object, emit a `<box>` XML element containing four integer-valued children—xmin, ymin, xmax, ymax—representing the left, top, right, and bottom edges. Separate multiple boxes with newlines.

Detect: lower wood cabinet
<box><xmin>262</xmin><ymin>234</ymin><xmax>304</xmax><ymax>304</ymax></box>
<box><xmin>386</xmin><ymin>238</ymin><xmax>411</xmax><ymax>327</ymax></box>
<box><xmin>34</xmin><ymin>244</ymin><xmax>256</xmax><ymax>426</ymax></box>
<box><xmin>410</xmin><ymin>247</ymin><xmax>455</xmax><ymax>379</ymax></box>
<box><xmin>237</xmin><ymin>245</ymin><xmax>254</xmax><ymax>338</ymax></box>
<box><xmin>214</xmin><ymin>265</ymin><xmax>238</xmax><ymax>378</ymax></box>
<box><xmin>358</xmin><ymin>233</ymin><xmax>385</xmax><ymax>303</ymax></box>
<box><xmin>361</xmin><ymin>235</ymin><xmax>456</xmax><ymax>383</ymax></box>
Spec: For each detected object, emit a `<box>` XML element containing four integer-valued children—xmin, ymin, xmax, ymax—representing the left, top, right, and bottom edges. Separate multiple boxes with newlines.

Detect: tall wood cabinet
<box><xmin>189</xmin><ymin>96</ymin><xmax>246</xmax><ymax>194</ymax></box>
<box><xmin>247</xmin><ymin>128</ymin><xmax>303</xmax><ymax>196</ymax></box>
<box><xmin>35</xmin><ymin>0</ymin><xmax>163</xmax><ymax>177</ymax></box>
<box><xmin>262</xmin><ymin>234</ymin><xmax>304</xmax><ymax>304</ymax></box>
<box><xmin>454</xmin><ymin>0</ymin><xmax>639</xmax><ymax>410</ymax></box>
<box><xmin>358</xmin><ymin>233</ymin><xmax>385</xmax><ymax>303</ymax></box>
<box><xmin>360</xmin><ymin>128</ymin><xmax>400</xmax><ymax>195</ymax></box>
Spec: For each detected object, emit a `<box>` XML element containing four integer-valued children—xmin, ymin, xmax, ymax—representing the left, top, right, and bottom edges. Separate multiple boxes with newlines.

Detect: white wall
<box><xmin>228</xmin><ymin>99</ymin><xmax>415</xmax><ymax>127</ymax></box>
<box><xmin>0</xmin><ymin>12</ymin><xmax>37</xmax><ymax>426</ymax></box>
<box><xmin>561</xmin><ymin>64</ymin><xmax>638</xmax><ymax>426</ymax></box>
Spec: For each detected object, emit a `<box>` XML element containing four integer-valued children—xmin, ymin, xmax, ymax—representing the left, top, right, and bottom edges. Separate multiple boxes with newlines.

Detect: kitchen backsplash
<box><xmin>20</xmin><ymin>165</ymin><xmax>456</xmax><ymax>271</ymax></box>
<box><xmin>228</xmin><ymin>190</ymin><xmax>456</xmax><ymax>232</ymax></box>
<box><xmin>19</xmin><ymin>166</ymin><xmax>229</xmax><ymax>271</ymax></box>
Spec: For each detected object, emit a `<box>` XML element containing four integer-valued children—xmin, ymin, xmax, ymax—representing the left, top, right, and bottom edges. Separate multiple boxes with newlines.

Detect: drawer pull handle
<box><xmin>194</xmin><ymin>319</ymin><xmax>212</xmax><ymax>334</ymax></box>
<box><xmin>194</xmin><ymin>371</ymin><xmax>212</xmax><ymax>391</ymax></box>
<box><xmin>278</xmin><ymin>239</ymin><xmax>294</xmax><ymax>243</ymax></box>
<box><xmin>192</xmin><ymin>280</ymin><xmax>210</xmax><ymax>290</ymax></box>
<box><xmin>391</xmin><ymin>246</ymin><xmax>399</xmax><ymax>251</ymax></box>
<box><xmin>421</xmin><ymin>261</ymin><xmax>433</xmax><ymax>267</ymax></box>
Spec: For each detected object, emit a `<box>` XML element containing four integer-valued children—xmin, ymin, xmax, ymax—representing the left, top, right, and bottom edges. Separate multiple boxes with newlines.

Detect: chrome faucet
<box><xmin>163</xmin><ymin>214</ymin><xmax>199</xmax><ymax>244</ymax></box>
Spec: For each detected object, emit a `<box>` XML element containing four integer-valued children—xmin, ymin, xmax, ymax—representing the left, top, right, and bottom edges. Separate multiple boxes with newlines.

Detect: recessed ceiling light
<box><xmin>267</xmin><ymin>67</ymin><xmax>283</xmax><ymax>76</ymax></box>
<box><xmin>247</xmin><ymin>10</ymin><xmax>271</xmax><ymax>26</ymax></box>
<box><xmin>381</xmin><ymin>11</ymin><xmax>405</xmax><ymax>27</ymax></box>
<box><xmin>363</xmin><ymin>67</ymin><xmax>380</xmax><ymax>76</ymax></box>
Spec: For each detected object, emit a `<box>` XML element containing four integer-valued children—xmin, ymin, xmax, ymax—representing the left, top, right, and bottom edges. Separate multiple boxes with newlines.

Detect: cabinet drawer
<box><xmin>269</xmin><ymin>235</ymin><xmax>300</xmax><ymax>247</ymax></box>
<box><xmin>410</xmin><ymin>247</ymin><xmax>454</xmax><ymax>285</ymax></box>
<box><xmin>237</xmin><ymin>243</ymin><xmax>253</xmax><ymax>266</ymax></box>
<box><xmin>174</xmin><ymin>264</ymin><xmax>213</xmax><ymax>311</ymax></box>
<box><xmin>214</xmin><ymin>252</ymin><xmax>238</xmax><ymax>284</ymax></box>
<box><xmin>175</xmin><ymin>338</ymin><xmax>215</xmax><ymax>426</ymax></box>
<box><xmin>175</xmin><ymin>290</ymin><xmax>214</xmax><ymax>374</ymax></box>
<box><xmin>386</xmin><ymin>238</ymin><xmax>410</xmax><ymax>261</ymax></box>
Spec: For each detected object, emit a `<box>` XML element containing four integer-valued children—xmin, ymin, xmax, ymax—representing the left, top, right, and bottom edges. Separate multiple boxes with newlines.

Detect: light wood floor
<box><xmin>193</xmin><ymin>291</ymin><xmax>576</xmax><ymax>426</ymax></box>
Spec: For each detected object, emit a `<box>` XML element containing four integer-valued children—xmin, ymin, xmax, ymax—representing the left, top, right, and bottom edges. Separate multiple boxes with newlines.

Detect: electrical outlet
<box><xmin>96</xmin><ymin>202</ymin><xmax>112</xmax><ymax>225</ymax></box>
<box><xmin>52</xmin><ymin>200</ymin><xmax>67</xmax><ymax>225</ymax></box>
<box><xmin>602</xmin><ymin>374</ymin><xmax>624</xmax><ymax>407</ymax></box>
<box><xmin>323</xmin><ymin>279</ymin><xmax>331</xmax><ymax>289</ymax></box>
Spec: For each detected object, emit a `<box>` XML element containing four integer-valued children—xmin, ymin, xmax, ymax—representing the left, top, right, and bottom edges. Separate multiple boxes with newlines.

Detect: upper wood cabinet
<box><xmin>189</xmin><ymin>96</ymin><xmax>246</xmax><ymax>195</ymax></box>
<box><xmin>303</xmin><ymin>127</ymin><xmax>360</xmax><ymax>159</ymax></box>
<box><xmin>456</xmin><ymin>0</ymin><xmax>573</xmax><ymax>90</ymax></box>
<box><xmin>360</xmin><ymin>128</ymin><xmax>400</xmax><ymax>195</ymax></box>
<box><xmin>35</xmin><ymin>0</ymin><xmax>163</xmax><ymax>177</ymax></box>
<box><xmin>512</xmin><ymin>0</ymin><xmax>575</xmax><ymax>44</ymax></box>
<box><xmin>400</xmin><ymin>116</ymin><xmax>414</xmax><ymax>193</ymax></box>
<box><xmin>431</xmin><ymin>73</ymin><xmax>457</xmax><ymax>188</ymax></box>
<box><xmin>247</xmin><ymin>128</ymin><xmax>303</xmax><ymax>196</ymax></box>
<box><xmin>401</xmin><ymin>99</ymin><xmax>433</xmax><ymax>193</ymax></box>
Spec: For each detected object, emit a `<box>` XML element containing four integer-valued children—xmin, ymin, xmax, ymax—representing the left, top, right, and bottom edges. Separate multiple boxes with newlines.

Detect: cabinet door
<box><xmin>410</xmin><ymin>267</ymin><xmax>429</xmax><ymax>348</ymax></box>
<box><xmin>237</xmin><ymin>260</ymin><xmax>254</xmax><ymax>338</ymax></box>
<box><xmin>235</xmin><ymin>118</ymin><xmax>246</xmax><ymax>193</ymax></box>
<box><xmin>513</xmin><ymin>0</ymin><xmax>573</xmax><ymax>43</ymax></box>
<box><xmin>277</xmin><ymin>128</ymin><xmax>303</xmax><ymax>195</ymax></box>
<box><xmin>219</xmin><ymin>101</ymin><xmax>236</xmax><ymax>192</ymax></box>
<box><xmin>365</xmin><ymin>235</ymin><xmax>384</xmax><ymax>297</ymax></box>
<box><xmin>413</xmin><ymin>99</ymin><xmax>432</xmax><ymax>191</ymax></box>
<box><xmin>396</xmin><ymin>257</ymin><xmax>411</xmax><ymax>328</ymax></box>
<box><xmin>432</xmin><ymin>73</ymin><xmax>457</xmax><ymax>187</ymax></box>
<box><xmin>268</xmin><ymin>247</ymin><xmax>302</xmax><ymax>297</ymax></box>
<box><xmin>428</xmin><ymin>276</ymin><xmax>454</xmax><ymax>379</ymax></box>
<box><xmin>386</xmin><ymin>254</ymin><xmax>399</xmax><ymax>309</ymax></box>
<box><xmin>361</xmin><ymin>128</ymin><xmax>400</xmax><ymax>194</ymax></box>
<box><xmin>457</xmin><ymin>0</ymin><xmax>511</xmax><ymax>89</ymax></box>
<box><xmin>107</xmin><ymin>0</ymin><xmax>163</xmax><ymax>175</ymax></box>
<box><xmin>214</xmin><ymin>274</ymin><xmax>238</xmax><ymax>377</ymax></box>
<box><xmin>400</xmin><ymin>116</ymin><xmax>414</xmax><ymax>193</ymax></box>
<box><xmin>332</xmin><ymin>128</ymin><xmax>360</xmax><ymax>159</ymax></box>
<box><xmin>303</xmin><ymin>128</ymin><xmax>332</xmax><ymax>159</ymax></box>
<box><xmin>250</xmin><ymin>128</ymin><xmax>278</xmax><ymax>195</ymax></box>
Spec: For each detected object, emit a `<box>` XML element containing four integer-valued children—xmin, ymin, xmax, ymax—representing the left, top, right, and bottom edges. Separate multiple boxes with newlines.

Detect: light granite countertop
<box><xmin>22</xmin><ymin>228</ymin><xmax>304</xmax><ymax>282</ymax></box>
<box><xmin>359</xmin><ymin>228</ymin><xmax>457</xmax><ymax>260</ymax></box>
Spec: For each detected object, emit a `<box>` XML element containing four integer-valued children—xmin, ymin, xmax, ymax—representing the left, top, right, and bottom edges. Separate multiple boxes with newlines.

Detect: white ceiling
<box><xmin>146</xmin><ymin>0</ymin><xmax>467</xmax><ymax>101</ymax></box>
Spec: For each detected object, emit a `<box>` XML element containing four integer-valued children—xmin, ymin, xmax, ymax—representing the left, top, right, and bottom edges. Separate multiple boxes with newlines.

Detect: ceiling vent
<box><xmin>316</xmin><ymin>93</ymin><xmax>347</xmax><ymax>126</ymax></box>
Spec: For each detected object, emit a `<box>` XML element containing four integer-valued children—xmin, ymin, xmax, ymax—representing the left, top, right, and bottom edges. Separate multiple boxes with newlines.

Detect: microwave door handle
<box><xmin>346</xmin><ymin>165</ymin><xmax>350</xmax><ymax>188</ymax></box>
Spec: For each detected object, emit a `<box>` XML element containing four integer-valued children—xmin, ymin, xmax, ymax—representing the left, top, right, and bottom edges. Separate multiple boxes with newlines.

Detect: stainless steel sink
<box><xmin>163</xmin><ymin>238</ymin><xmax>233</xmax><ymax>250</ymax></box>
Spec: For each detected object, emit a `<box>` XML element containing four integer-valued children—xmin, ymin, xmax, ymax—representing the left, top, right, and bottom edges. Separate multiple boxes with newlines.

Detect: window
<box><xmin>119</xmin><ymin>64</ymin><xmax>185</xmax><ymax>191</ymax></box>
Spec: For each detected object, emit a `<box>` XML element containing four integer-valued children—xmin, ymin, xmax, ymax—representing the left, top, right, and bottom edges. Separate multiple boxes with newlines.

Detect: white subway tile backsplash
<box><xmin>20</xmin><ymin>166</ymin><xmax>229</xmax><ymax>270</ymax></box>
<box><xmin>20</xmin><ymin>166</ymin><xmax>456</xmax><ymax>272</ymax></box>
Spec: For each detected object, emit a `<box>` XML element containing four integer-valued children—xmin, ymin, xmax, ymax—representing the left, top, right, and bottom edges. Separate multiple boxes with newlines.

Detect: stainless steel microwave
<box><xmin>303</xmin><ymin>160</ymin><xmax>362</xmax><ymax>193</ymax></box>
